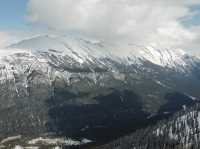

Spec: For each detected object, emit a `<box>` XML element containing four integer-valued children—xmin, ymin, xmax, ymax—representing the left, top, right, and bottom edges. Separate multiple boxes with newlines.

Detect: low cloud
<box><xmin>0</xmin><ymin>30</ymin><xmax>38</xmax><ymax>48</ymax></box>
<box><xmin>0</xmin><ymin>32</ymin><xmax>13</xmax><ymax>48</ymax></box>
<box><xmin>26</xmin><ymin>0</ymin><xmax>200</xmax><ymax>52</ymax></box>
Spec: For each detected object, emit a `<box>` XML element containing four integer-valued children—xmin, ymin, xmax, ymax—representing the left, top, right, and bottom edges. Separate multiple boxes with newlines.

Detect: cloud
<box><xmin>27</xmin><ymin>0</ymin><xmax>200</xmax><ymax>51</ymax></box>
<box><xmin>0</xmin><ymin>30</ymin><xmax>39</xmax><ymax>48</ymax></box>
<box><xmin>0</xmin><ymin>32</ymin><xmax>12</xmax><ymax>48</ymax></box>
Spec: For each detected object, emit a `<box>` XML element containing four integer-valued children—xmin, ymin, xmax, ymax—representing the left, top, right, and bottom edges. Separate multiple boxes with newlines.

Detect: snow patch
<box><xmin>28</xmin><ymin>137</ymin><xmax>92</xmax><ymax>146</ymax></box>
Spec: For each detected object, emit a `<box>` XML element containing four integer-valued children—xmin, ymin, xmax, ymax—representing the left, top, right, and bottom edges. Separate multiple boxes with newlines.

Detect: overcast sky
<box><xmin>1</xmin><ymin>0</ymin><xmax>200</xmax><ymax>54</ymax></box>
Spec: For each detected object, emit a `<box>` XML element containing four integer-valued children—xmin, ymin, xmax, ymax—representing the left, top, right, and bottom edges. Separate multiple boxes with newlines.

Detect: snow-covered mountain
<box><xmin>1</xmin><ymin>35</ymin><xmax>198</xmax><ymax>97</ymax></box>
<box><xmin>4</xmin><ymin>35</ymin><xmax>194</xmax><ymax>69</ymax></box>
<box><xmin>0</xmin><ymin>35</ymin><xmax>195</xmax><ymax>94</ymax></box>
<box><xmin>1</xmin><ymin>35</ymin><xmax>200</xmax><ymax>148</ymax></box>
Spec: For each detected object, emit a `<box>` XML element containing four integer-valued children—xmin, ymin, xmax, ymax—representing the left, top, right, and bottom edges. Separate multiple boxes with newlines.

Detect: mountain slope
<box><xmin>96</xmin><ymin>103</ymin><xmax>200</xmax><ymax>149</ymax></box>
<box><xmin>0</xmin><ymin>35</ymin><xmax>200</xmax><ymax>147</ymax></box>
<box><xmin>8</xmin><ymin>35</ymin><xmax>191</xmax><ymax>70</ymax></box>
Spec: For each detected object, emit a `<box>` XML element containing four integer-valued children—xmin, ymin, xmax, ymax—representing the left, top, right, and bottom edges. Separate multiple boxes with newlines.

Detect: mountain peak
<box><xmin>2</xmin><ymin>35</ymin><xmax>194</xmax><ymax>71</ymax></box>
<box><xmin>8</xmin><ymin>35</ymin><xmax>66</xmax><ymax>52</ymax></box>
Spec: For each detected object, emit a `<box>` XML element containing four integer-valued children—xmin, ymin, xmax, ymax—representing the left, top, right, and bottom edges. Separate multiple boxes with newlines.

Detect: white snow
<box><xmin>0</xmin><ymin>35</ymin><xmax>197</xmax><ymax>91</ymax></box>
<box><xmin>24</xmin><ymin>147</ymin><xmax>39</xmax><ymax>149</ymax></box>
<box><xmin>0</xmin><ymin>135</ymin><xmax>22</xmax><ymax>144</ymax></box>
<box><xmin>81</xmin><ymin>138</ymin><xmax>92</xmax><ymax>144</ymax></box>
<box><xmin>27</xmin><ymin>137</ymin><xmax>91</xmax><ymax>146</ymax></box>
<box><xmin>14</xmin><ymin>145</ymin><xmax>24</xmax><ymax>149</ymax></box>
<box><xmin>5</xmin><ymin>35</ymin><xmax>189</xmax><ymax>70</ymax></box>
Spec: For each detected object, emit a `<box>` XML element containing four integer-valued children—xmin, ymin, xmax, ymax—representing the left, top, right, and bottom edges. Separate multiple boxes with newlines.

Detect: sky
<box><xmin>1</xmin><ymin>0</ymin><xmax>200</xmax><ymax>54</ymax></box>
<box><xmin>0</xmin><ymin>0</ymin><xmax>27</xmax><ymax>29</ymax></box>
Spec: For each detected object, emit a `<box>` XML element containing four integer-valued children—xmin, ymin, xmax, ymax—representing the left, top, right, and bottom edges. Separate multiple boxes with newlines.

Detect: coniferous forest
<box><xmin>95</xmin><ymin>104</ymin><xmax>200</xmax><ymax>149</ymax></box>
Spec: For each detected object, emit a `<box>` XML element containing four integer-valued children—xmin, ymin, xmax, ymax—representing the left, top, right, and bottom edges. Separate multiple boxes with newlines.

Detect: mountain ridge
<box><xmin>2</xmin><ymin>35</ymin><xmax>198</xmax><ymax>72</ymax></box>
<box><xmin>0</xmin><ymin>35</ymin><xmax>200</xmax><ymax>148</ymax></box>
